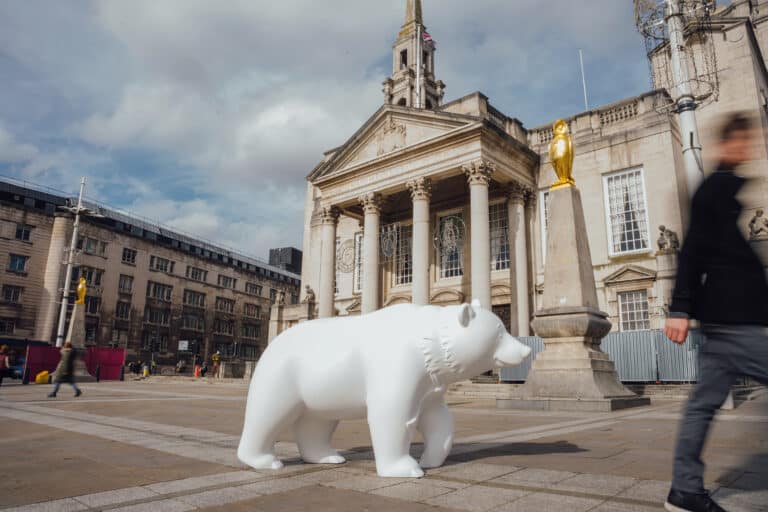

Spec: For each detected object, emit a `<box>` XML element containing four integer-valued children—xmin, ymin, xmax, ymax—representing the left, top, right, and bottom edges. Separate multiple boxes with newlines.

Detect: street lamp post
<box><xmin>54</xmin><ymin>177</ymin><xmax>87</xmax><ymax>348</ymax></box>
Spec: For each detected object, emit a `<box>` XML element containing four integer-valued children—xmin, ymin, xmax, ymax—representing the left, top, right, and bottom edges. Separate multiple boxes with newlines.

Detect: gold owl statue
<box><xmin>548</xmin><ymin>119</ymin><xmax>575</xmax><ymax>189</ymax></box>
<box><xmin>76</xmin><ymin>277</ymin><xmax>87</xmax><ymax>305</ymax></box>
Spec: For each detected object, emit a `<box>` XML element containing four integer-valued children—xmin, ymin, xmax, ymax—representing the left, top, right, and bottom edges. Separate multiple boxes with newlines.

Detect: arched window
<box><xmin>397</xmin><ymin>98</ymin><xmax>407</xmax><ymax>107</ymax></box>
<box><xmin>425</xmin><ymin>99</ymin><xmax>433</xmax><ymax>109</ymax></box>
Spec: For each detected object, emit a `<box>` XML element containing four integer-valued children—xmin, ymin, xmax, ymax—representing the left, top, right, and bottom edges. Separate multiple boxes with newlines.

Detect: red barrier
<box><xmin>24</xmin><ymin>346</ymin><xmax>126</xmax><ymax>382</ymax></box>
<box><xmin>24</xmin><ymin>346</ymin><xmax>61</xmax><ymax>381</ymax></box>
<box><xmin>85</xmin><ymin>347</ymin><xmax>126</xmax><ymax>381</ymax></box>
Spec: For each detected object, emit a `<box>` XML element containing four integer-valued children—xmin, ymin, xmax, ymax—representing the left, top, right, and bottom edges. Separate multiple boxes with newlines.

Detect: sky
<box><xmin>0</xmin><ymin>0</ymin><xmax>655</xmax><ymax>260</ymax></box>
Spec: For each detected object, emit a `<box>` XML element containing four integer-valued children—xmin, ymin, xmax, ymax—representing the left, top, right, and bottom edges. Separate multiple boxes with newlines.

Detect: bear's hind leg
<box><xmin>295</xmin><ymin>416</ymin><xmax>344</xmax><ymax>464</ymax></box>
<box><xmin>237</xmin><ymin>390</ymin><xmax>303</xmax><ymax>470</ymax></box>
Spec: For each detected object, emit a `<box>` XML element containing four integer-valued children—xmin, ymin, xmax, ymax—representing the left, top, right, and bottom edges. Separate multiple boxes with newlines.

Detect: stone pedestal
<box><xmin>498</xmin><ymin>185</ymin><xmax>649</xmax><ymax>411</ymax></box>
<box><xmin>65</xmin><ymin>304</ymin><xmax>96</xmax><ymax>382</ymax></box>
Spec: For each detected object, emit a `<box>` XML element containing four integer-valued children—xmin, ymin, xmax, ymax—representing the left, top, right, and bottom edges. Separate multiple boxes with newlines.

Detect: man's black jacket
<box><xmin>670</xmin><ymin>165</ymin><xmax>768</xmax><ymax>325</ymax></box>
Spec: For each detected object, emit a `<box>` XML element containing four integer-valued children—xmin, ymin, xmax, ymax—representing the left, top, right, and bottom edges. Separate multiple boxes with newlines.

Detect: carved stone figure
<box><xmin>657</xmin><ymin>225</ymin><xmax>669</xmax><ymax>252</ymax></box>
<box><xmin>376</xmin><ymin>118</ymin><xmax>407</xmax><ymax>156</ymax></box>
<box><xmin>237</xmin><ymin>301</ymin><xmax>531</xmax><ymax>478</ymax></box>
<box><xmin>749</xmin><ymin>209</ymin><xmax>768</xmax><ymax>240</ymax></box>
<box><xmin>302</xmin><ymin>286</ymin><xmax>315</xmax><ymax>303</ymax></box>
<box><xmin>657</xmin><ymin>225</ymin><xmax>680</xmax><ymax>253</ymax></box>
<box><xmin>277</xmin><ymin>290</ymin><xmax>286</xmax><ymax>305</ymax></box>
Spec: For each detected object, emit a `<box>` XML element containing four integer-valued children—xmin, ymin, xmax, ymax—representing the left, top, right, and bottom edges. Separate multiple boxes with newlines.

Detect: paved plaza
<box><xmin>0</xmin><ymin>380</ymin><xmax>766</xmax><ymax>512</ymax></box>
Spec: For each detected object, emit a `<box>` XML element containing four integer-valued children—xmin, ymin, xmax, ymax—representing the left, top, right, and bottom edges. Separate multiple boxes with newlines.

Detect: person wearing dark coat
<box><xmin>48</xmin><ymin>342</ymin><xmax>82</xmax><ymax>398</ymax></box>
<box><xmin>663</xmin><ymin>113</ymin><xmax>768</xmax><ymax>512</ymax></box>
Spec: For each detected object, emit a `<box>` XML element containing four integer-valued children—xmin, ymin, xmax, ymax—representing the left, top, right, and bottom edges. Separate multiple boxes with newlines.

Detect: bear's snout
<box><xmin>493</xmin><ymin>334</ymin><xmax>532</xmax><ymax>367</ymax></box>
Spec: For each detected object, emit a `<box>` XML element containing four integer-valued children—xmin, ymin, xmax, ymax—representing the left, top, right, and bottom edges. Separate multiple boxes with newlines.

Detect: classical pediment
<box><xmin>603</xmin><ymin>265</ymin><xmax>657</xmax><ymax>285</ymax></box>
<box><xmin>311</xmin><ymin>106</ymin><xmax>478</xmax><ymax>181</ymax></box>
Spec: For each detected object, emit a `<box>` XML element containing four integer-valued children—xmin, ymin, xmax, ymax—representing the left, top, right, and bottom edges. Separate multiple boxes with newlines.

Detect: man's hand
<box><xmin>664</xmin><ymin>317</ymin><xmax>690</xmax><ymax>344</ymax></box>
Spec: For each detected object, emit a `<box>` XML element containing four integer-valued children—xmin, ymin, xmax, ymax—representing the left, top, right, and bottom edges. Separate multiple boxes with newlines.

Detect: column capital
<box><xmin>319</xmin><ymin>206</ymin><xmax>341</xmax><ymax>225</ymax></box>
<box><xmin>524</xmin><ymin>188</ymin><xmax>538</xmax><ymax>209</ymax></box>
<box><xmin>508</xmin><ymin>181</ymin><xmax>529</xmax><ymax>203</ymax></box>
<box><xmin>462</xmin><ymin>161</ymin><xmax>495</xmax><ymax>186</ymax></box>
<box><xmin>358</xmin><ymin>192</ymin><xmax>384</xmax><ymax>215</ymax></box>
<box><xmin>406</xmin><ymin>177</ymin><xmax>432</xmax><ymax>201</ymax></box>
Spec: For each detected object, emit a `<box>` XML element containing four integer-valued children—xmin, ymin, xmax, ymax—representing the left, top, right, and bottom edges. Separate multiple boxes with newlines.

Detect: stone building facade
<box><xmin>280</xmin><ymin>0</ymin><xmax>768</xmax><ymax>339</ymax></box>
<box><xmin>0</xmin><ymin>180</ymin><xmax>300</xmax><ymax>367</ymax></box>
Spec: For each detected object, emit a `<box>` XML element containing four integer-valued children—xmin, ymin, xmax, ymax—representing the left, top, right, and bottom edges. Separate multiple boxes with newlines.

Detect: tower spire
<box><xmin>400</xmin><ymin>0</ymin><xmax>423</xmax><ymax>36</ymax></box>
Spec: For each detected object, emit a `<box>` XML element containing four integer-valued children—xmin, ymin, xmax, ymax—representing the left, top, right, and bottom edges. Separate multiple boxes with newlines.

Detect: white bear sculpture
<box><xmin>237</xmin><ymin>301</ymin><xmax>531</xmax><ymax>478</ymax></box>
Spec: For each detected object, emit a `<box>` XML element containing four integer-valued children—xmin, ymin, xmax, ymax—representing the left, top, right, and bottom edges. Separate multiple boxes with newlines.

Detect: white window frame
<box><xmin>617</xmin><ymin>289</ymin><xmax>652</xmax><ymax>332</ymax></box>
<box><xmin>392</xmin><ymin>222</ymin><xmax>413</xmax><ymax>287</ymax></box>
<box><xmin>489</xmin><ymin>200</ymin><xmax>510</xmax><ymax>271</ymax></box>
<box><xmin>436</xmin><ymin>210</ymin><xmax>465</xmax><ymax>281</ymax></box>
<box><xmin>539</xmin><ymin>190</ymin><xmax>550</xmax><ymax>264</ymax></box>
<box><xmin>2</xmin><ymin>285</ymin><xmax>22</xmax><ymax>303</ymax></box>
<box><xmin>602</xmin><ymin>167</ymin><xmax>652</xmax><ymax>257</ymax></box>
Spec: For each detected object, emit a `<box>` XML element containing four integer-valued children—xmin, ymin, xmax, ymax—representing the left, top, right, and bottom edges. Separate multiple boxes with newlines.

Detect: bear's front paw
<box><xmin>377</xmin><ymin>457</ymin><xmax>425</xmax><ymax>478</ymax></box>
<box><xmin>304</xmin><ymin>454</ymin><xmax>346</xmax><ymax>464</ymax></box>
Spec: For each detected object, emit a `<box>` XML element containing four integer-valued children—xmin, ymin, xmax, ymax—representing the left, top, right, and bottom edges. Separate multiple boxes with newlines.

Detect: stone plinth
<box><xmin>498</xmin><ymin>185</ymin><xmax>648</xmax><ymax>411</ymax></box>
<box><xmin>66</xmin><ymin>304</ymin><xmax>86</xmax><ymax>349</ymax></box>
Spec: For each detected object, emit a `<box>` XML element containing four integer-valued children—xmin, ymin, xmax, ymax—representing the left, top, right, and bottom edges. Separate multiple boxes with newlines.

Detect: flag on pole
<box><xmin>422</xmin><ymin>30</ymin><xmax>435</xmax><ymax>50</ymax></box>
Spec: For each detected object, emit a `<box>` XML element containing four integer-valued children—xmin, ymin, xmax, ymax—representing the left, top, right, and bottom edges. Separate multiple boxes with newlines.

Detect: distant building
<box><xmin>0</xmin><ymin>180</ymin><xmax>300</xmax><ymax>368</ymax></box>
<box><xmin>268</xmin><ymin>247</ymin><xmax>303</xmax><ymax>274</ymax></box>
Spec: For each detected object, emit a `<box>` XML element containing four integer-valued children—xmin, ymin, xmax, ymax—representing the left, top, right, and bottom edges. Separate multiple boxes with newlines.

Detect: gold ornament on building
<box><xmin>75</xmin><ymin>277</ymin><xmax>87</xmax><ymax>305</ymax></box>
<box><xmin>548</xmin><ymin>119</ymin><xmax>575</xmax><ymax>189</ymax></box>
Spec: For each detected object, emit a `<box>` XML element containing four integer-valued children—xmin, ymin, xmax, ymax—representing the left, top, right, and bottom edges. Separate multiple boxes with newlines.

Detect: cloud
<box><xmin>0</xmin><ymin>0</ymin><xmax>653</xmax><ymax>259</ymax></box>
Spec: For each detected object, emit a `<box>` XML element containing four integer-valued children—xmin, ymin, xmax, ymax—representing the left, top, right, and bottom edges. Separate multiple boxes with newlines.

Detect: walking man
<box><xmin>664</xmin><ymin>113</ymin><xmax>768</xmax><ymax>512</ymax></box>
<box><xmin>48</xmin><ymin>342</ymin><xmax>82</xmax><ymax>398</ymax></box>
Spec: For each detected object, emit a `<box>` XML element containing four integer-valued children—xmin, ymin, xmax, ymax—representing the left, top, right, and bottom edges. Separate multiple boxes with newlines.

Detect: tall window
<box><xmin>79</xmin><ymin>236</ymin><xmax>107</xmax><ymax>256</ymax></box>
<box><xmin>182</xmin><ymin>313</ymin><xmax>204</xmax><ymax>331</ymax></box>
<box><xmin>75</xmin><ymin>267</ymin><xmax>104</xmax><ymax>287</ymax></box>
<box><xmin>242</xmin><ymin>323</ymin><xmax>260</xmax><ymax>339</ymax></box>
<box><xmin>8</xmin><ymin>254</ymin><xmax>28</xmax><ymax>272</ymax></box>
<box><xmin>214</xmin><ymin>319</ymin><xmax>234</xmax><ymax>336</ymax></box>
<box><xmin>183</xmin><ymin>289</ymin><xmax>206</xmax><ymax>308</ymax></box>
<box><xmin>353</xmin><ymin>232</ymin><xmax>364</xmax><ymax>294</ymax></box>
<box><xmin>84</xmin><ymin>296</ymin><xmax>101</xmax><ymax>315</ymax></box>
<box><xmin>186</xmin><ymin>266</ymin><xmax>207</xmax><ymax>283</ymax></box>
<box><xmin>539</xmin><ymin>190</ymin><xmax>550</xmax><ymax>263</ymax></box>
<box><xmin>111</xmin><ymin>329</ymin><xmax>129</xmax><ymax>348</ymax></box>
<box><xmin>604</xmin><ymin>169</ymin><xmax>650</xmax><ymax>255</ymax></box>
<box><xmin>150</xmin><ymin>255</ymin><xmax>175</xmax><ymax>273</ymax></box>
<box><xmin>245</xmin><ymin>282</ymin><xmax>262</xmax><ymax>296</ymax></box>
<box><xmin>393</xmin><ymin>224</ymin><xmax>413</xmax><ymax>286</ymax></box>
<box><xmin>400</xmin><ymin>49</ymin><xmax>408</xmax><ymax>69</ymax></box>
<box><xmin>115</xmin><ymin>301</ymin><xmax>131</xmax><ymax>320</ymax></box>
<box><xmin>147</xmin><ymin>281</ymin><xmax>173</xmax><ymax>302</ymax></box>
<box><xmin>118</xmin><ymin>274</ymin><xmax>133</xmax><ymax>294</ymax></box>
<box><xmin>618</xmin><ymin>290</ymin><xmax>651</xmax><ymax>332</ymax></box>
<box><xmin>0</xmin><ymin>319</ymin><xmax>15</xmax><ymax>334</ymax></box>
<box><xmin>334</xmin><ymin>238</ymin><xmax>340</xmax><ymax>295</ymax></box>
<box><xmin>2</xmin><ymin>285</ymin><xmax>22</xmax><ymax>303</ymax></box>
<box><xmin>144</xmin><ymin>306</ymin><xmax>170</xmax><ymax>326</ymax></box>
<box><xmin>218</xmin><ymin>275</ymin><xmax>236</xmax><ymax>289</ymax></box>
<box><xmin>437</xmin><ymin>214</ymin><xmax>464</xmax><ymax>279</ymax></box>
<box><xmin>489</xmin><ymin>202</ymin><xmax>510</xmax><ymax>271</ymax></box>
<box><xmin>122</xmin><ymin>248</ymin><xmax>137</xmax><ymax>265</ymax></box>
<box><xmin>15</xmin><ymin>224</ymin><xmax>32</xmax><ymax>241</ymax></box>
<box><xmin>215</xmin><ymin>296</ymin><xmax>235</xmax><ymax>313</ymax></box>
<box><xmin>244</xmin><ymin>303</ymin><xmax>261</xmax><ymax>318</ymax></box>
<box><xmin>269</xmin><ymin>288</ymin><xmax>278</xmax><ymax>303</ymax></box>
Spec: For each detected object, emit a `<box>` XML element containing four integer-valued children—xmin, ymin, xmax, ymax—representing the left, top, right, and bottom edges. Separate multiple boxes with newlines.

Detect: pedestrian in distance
<box><xmin>664</xmin><ymin>113</ymin><xmax>768</xmax><ymax>512</ymax></box>
<box><xmin>0</xmin><ymin>345</ymin><xmax>10</xmax><ymax>387</ymax></box>
<box><xmin>48</xmin><ymin>342</ymin><xmax>82</xmax><ymax>398</ymax></box>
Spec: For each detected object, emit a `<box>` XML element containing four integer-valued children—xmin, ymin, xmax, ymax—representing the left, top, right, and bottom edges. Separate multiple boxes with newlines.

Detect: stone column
<box><xmin>507</xmin><ymin>183</ymin><xmax>530</xmax><ymax>336</ymax></box>
<box><xmin>318</xmin><ymin>206</ymin><xmax>340</xmax><ymax>318</ymax></box>
<box><xmin>524</xmin><ymin>193</ymin><xmax>538</xmax><ymax>318</ymax></box>
<box><xmin>359</xmin><ymin>193</ymin><xmax>383</xmax><ymax>314</ymax></box>
<box><xmin>407</xmin><ymin>177</ymin><xmax>432</xmax><ymax>305</ymax></box>
<box><xmin>463</xmin><ymin>161</ymin><xmax>494</xmax><ymax>310</ymax></box>
<box><xmin>35</xmin><ymin>214</ymin><xmax>71</xmax><ymax>342</ymax></box>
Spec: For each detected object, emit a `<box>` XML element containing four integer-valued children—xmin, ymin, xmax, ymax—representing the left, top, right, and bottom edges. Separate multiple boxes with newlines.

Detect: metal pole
<box><xmin>666</xmin><ymin>0</ymin><xmax>704</xmax><ymax>198</ymax></box>
<box><xmin>578</xmin><ymin>49</ymin><xmax>589</xmax><ymax>111</ymax></box>
<box><xmin>54</xmin><ymin>177</ymin><xmax>86</xmax><ymax>347</ymax></box>
<box><xmin>416</xmin><ymin>24</ymin><xmax>422</xmax><ymax>108</ymax></box>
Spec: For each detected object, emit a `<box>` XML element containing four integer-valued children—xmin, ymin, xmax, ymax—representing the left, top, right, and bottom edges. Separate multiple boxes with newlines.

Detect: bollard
<box><xmin>96</xmin><ymin>364</ymin><xmax>101</xmax><ymax>383</ymax></box>
<box><xmin>120</xmin><ymin>365</ymin><xmax>125</xmax><ymax>382</ymax></box>
<box><xmin>22</xmin><ymin>367</ymin><xmax>30</xmax><ymax>385</ymax></box>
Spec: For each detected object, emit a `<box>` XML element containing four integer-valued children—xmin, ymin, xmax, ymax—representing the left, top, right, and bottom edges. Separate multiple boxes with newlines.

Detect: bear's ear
<box><xmin>471</xmin><ymin>299</ymin><xmax>482</xmax><ymax>310</ymax></box>
<box><xmin>458</xmin><ymin>303</ymin><xmax>476</xmax><ymax>327</ymax></box>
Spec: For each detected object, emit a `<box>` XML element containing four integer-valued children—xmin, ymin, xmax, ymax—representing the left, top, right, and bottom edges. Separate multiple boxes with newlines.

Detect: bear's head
<box><xmin>434</xmin><ymin>300</ymin><xmax>532</xmax><ymax>381</ymax></box>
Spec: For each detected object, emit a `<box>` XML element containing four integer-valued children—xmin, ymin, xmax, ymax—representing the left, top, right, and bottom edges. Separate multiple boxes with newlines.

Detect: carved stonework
<box><xmin>656</xmin><ymin>225</ymin><xmax>680</xmax><ymax>253</ymax></box>
<box><xmin>508</xmin><ymin>182</ymin><xmax>527</xmax><ymax>203</ymax></box>
<box><xmin>320</xmin><ymin>206</ymin><xmax>340</xmax><ymax>225</ymax></box>
<box><xmin>462</xmin><ymin>161</ymin><xmax>495</xmax><ymax>186</ymax></box>
<box><xmin>406</xmin><ymin>177</ymin><xmax>432</xmax><ymax>201</ymax></box>
<box><xmin>359</xmin><ymin>192</ymin><xmax>383</xmax><ymax>215</ymax></box>
<box><xmin>376</xmin><ymin>118</ymin><xmax>407</xmax><ymax>156</ymax></box>
<box><xmin>749</xmin><ymin>208</ymin><xmax>768</xmax><ymax>240</ymax></box>
<box><xmin>302</xmin><ymin>286</ymin><xmax>316</xmax><ymax>304</ymax></box>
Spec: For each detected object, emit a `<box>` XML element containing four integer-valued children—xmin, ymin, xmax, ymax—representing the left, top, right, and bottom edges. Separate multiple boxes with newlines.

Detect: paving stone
<box><xmin>420</xmin><ymin>477</ymin><xmax>472</xmax><ymax>489</ymax></box>
<box><xmin>176</xmin><ymin>486</ymin><xmax>256</xmax><ymax>507</ymax></box>
<box><xmin>294</xmin><ymin>469</ymin><xmax>352</xmax><ymax>484</ymax></box>
<box><xmin>145</xmin><ymin>471</ymin><xmax>261</xmax><ymax>494</ymax></box>
<box><xmin>73</xmin><ymin>486</ymin><xmax>159</xmax><ymax>507</ymax></box>
<box><xmin>491</xmin><ymin>468</ymin><xmax>577</xmax><ymax>486</ymax></box>
<box><xmin>325</xmin><ymin>475</ymin><xmax>402</xmax><ymax>492</ymax></box>
<box><xmin>589</xmin><ymin>502</ymin><xmax>661</xmax><ymax>512</ymax></box>
<box><xmin>424</xmin><ymin>485</ymin><xmax>529</xmax><ymax>511</ymax></box>
<box><xmin>370</xmin><ymin>481</ymin><xmax>455</xmax><ymax>501</ymax></box>
<box><xmin>109</xmin><ymin>498</ymin><xmax>195</xmax><ymax>512</ymax></box>
<box><xmin>551</xmin><ymin>473</ymin><xmax>638</xmax><ymax>497</ymax></box>
<box><xmin>238</xmin><ymin>477</ymin><xmax>313</xmax><ymax>495</ymax></box>
<box><xmin>431</xmin><ymin>462</ymin><xmax>521</xmax><ymax>481</ymax></box>
<box><xmin>496</xmin><ymin>492</ymin><xmax>603</xmax><ymax>512</ymax></box>
<box><xmin>712</xmin><ymin>487</ymin><xmax>768</xmax><ymax>512</ymax></box>
<box><xmin>616</xmin><ymin>479</ymin><xmax>669</xmax><ymax>503</ymax></box>
<box><xmin>1</xmin><ymin>499</ymin><xmax>88</xmax><ymax>512</ymax></box>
